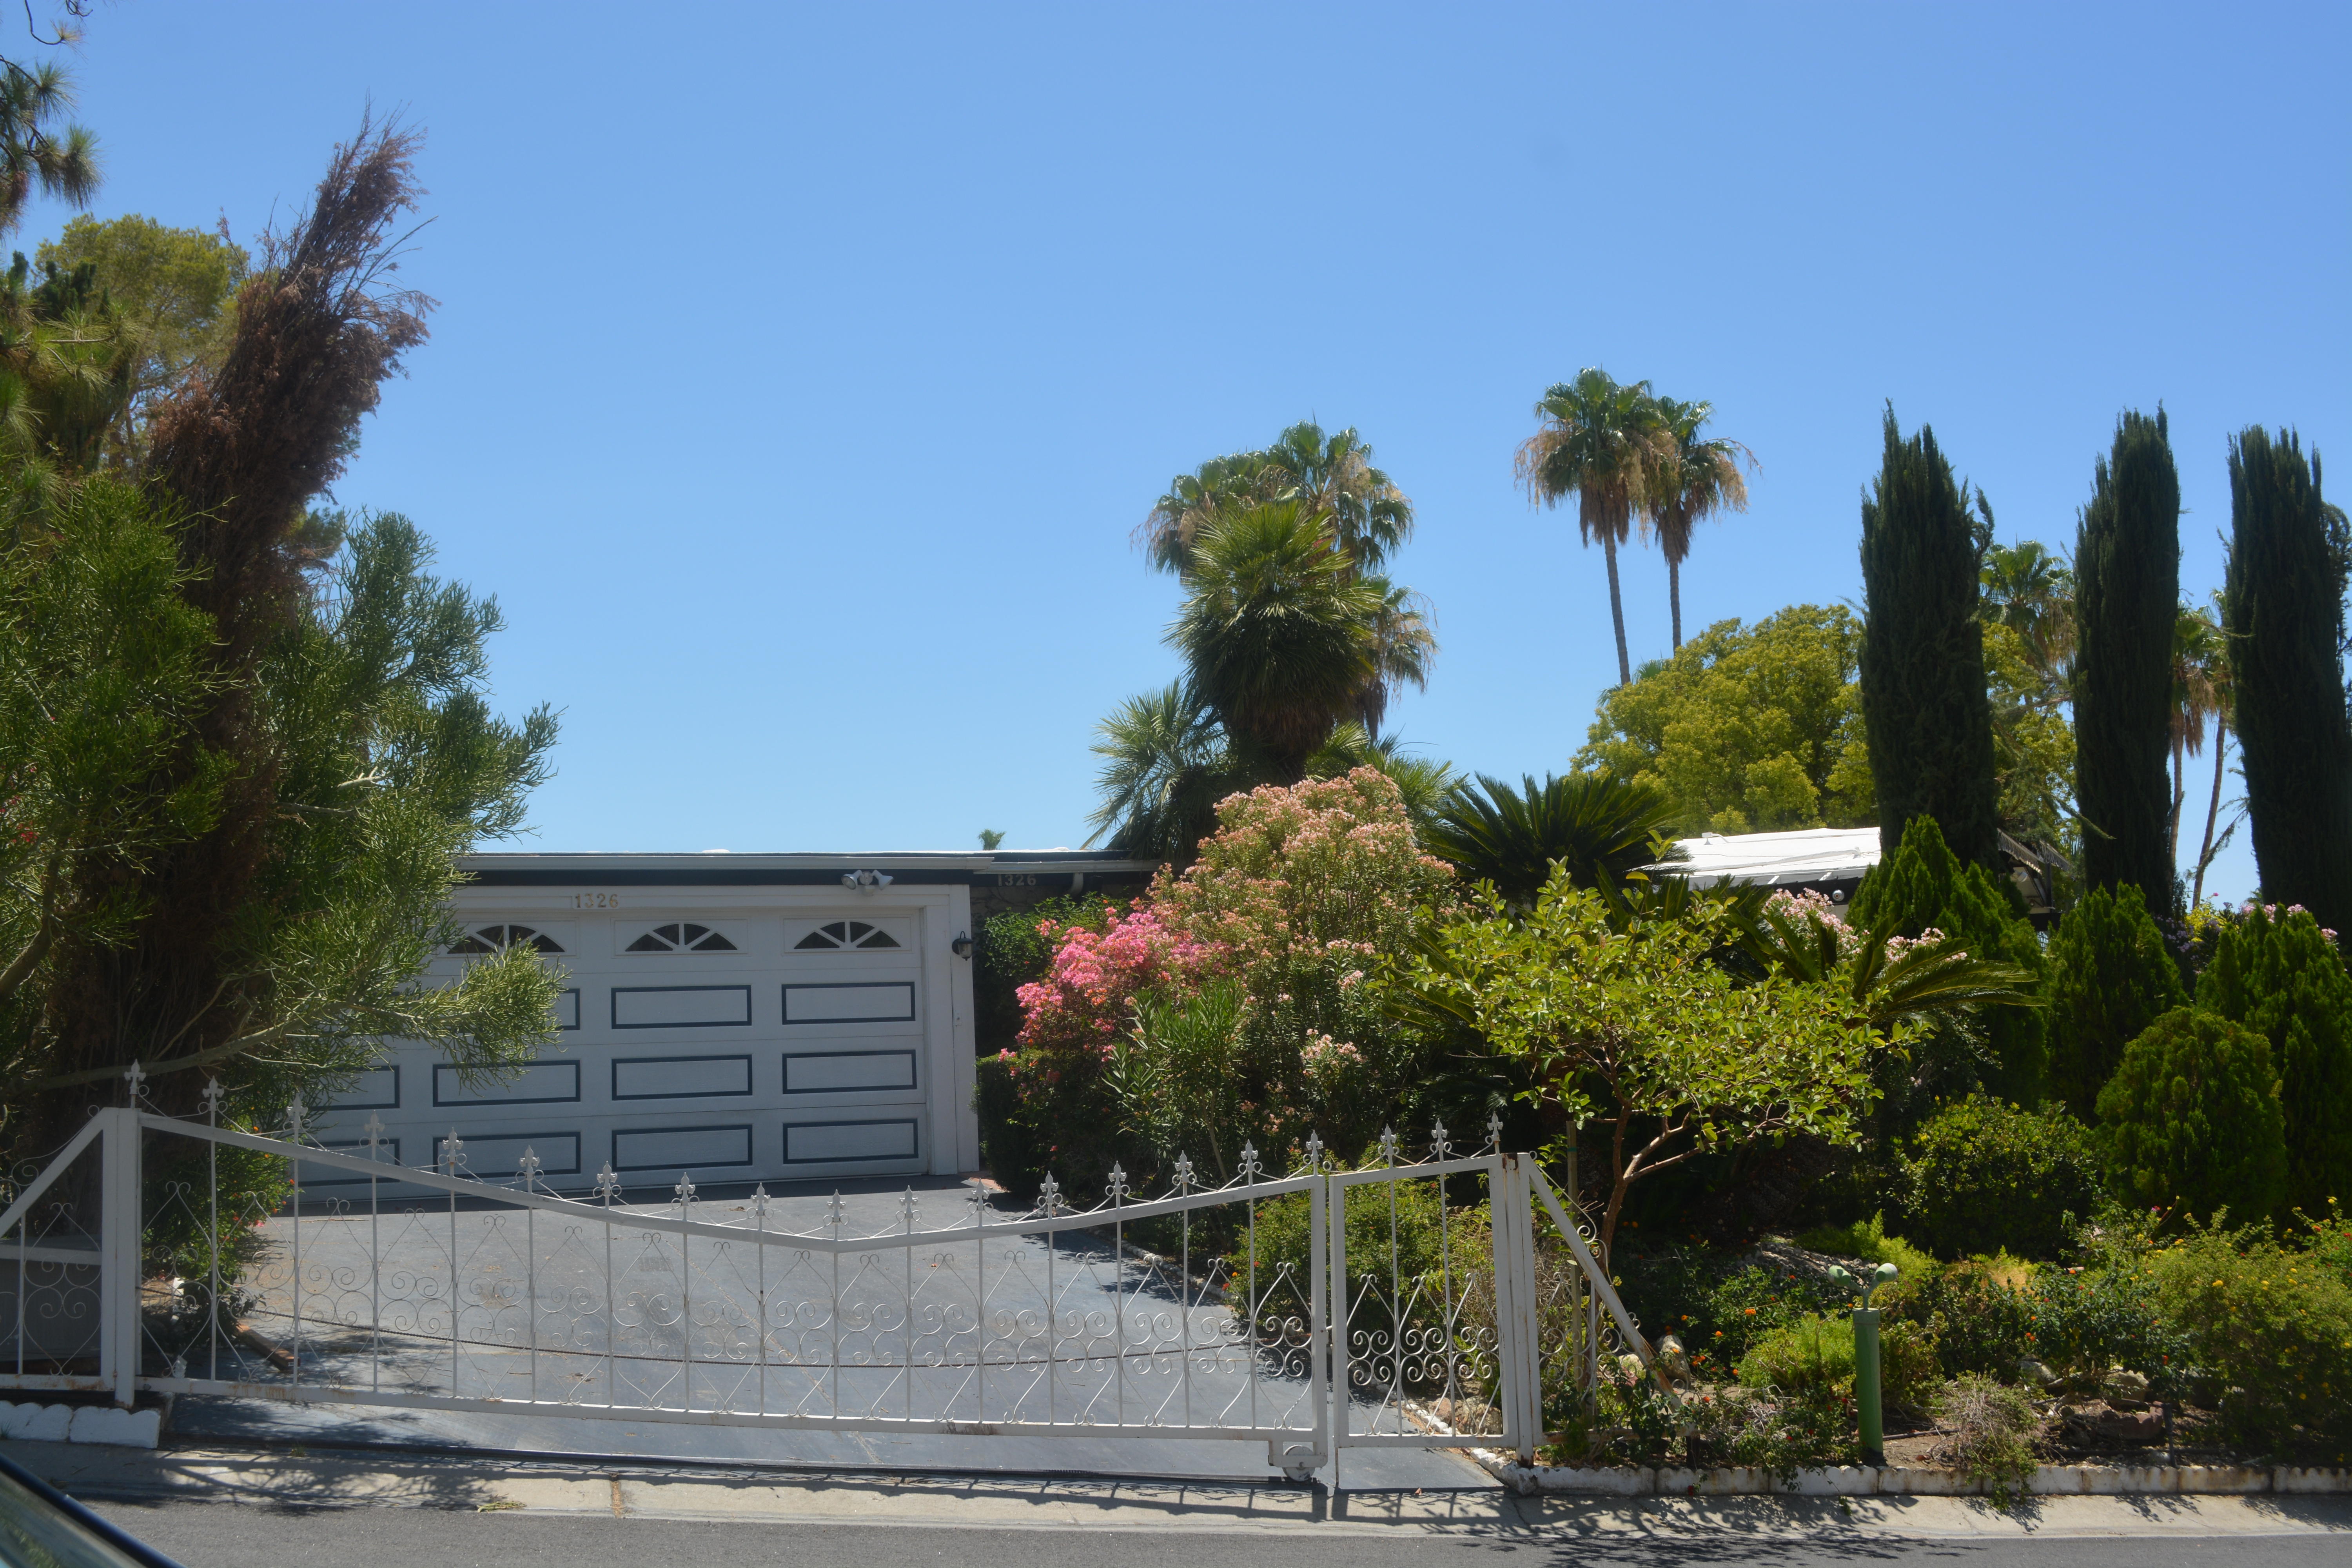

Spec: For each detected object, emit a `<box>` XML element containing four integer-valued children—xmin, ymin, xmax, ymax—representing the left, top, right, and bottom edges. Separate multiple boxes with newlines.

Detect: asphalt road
<box><xmin>78</xmin><ymin>1501</ymin><xmax>2352</xmax><ymax>1568</ymax></box>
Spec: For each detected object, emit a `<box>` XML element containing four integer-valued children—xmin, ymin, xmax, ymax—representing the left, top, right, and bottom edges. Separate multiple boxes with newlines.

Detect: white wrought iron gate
<box><xmin>0</xmin><ymin>1086</ymin><xmax>1646</xmax><ymax>1475</ymax></box>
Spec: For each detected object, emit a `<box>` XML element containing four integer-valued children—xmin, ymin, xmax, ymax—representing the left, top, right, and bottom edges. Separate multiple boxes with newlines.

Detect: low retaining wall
<box><xmin>1472</xmin><ymin>1451</ymin><xmax>2351</xmax><ymax>1496</ymax></box>
<box><xmin>0</xmin><ymin>1401</ymin><xmax>161</xmax><ymax>1448</ymax></box>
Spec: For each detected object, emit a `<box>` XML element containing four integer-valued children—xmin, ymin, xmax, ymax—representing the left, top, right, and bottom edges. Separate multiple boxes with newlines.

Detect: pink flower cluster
<box><xmin>2240</xmin><ymin>901</ymin><xmax>2338</xmax><ymax>942</ymax></box>
<box><xmin>1301</xmin><ymin>1032</ymin><xmax>1364</xmax><ymax>1076</ymax></box>
<box><xmin>1764</xmin><ymin>888</ymin><xmax>1956</xmax><ymax>964</ymax></box>
<box><xmin>1014</xmin><ymin>906</ymin><xmax>1225</xmax><ymax>1053</ymax></box>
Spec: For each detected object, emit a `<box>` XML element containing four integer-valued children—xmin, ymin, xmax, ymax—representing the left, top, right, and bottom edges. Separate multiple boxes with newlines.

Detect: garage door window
<box><xmin>793</xmin><ymin>920</ymin><xmax>900</xmax><ymax>950</ymax></box>
<box><xmin>449</xmin><ymin>924</ymin><xmax>564</xmax><ymax>954</ymax></box>
<box><xmin>626</xmin><ymin>922</ymin><xmax>739</xmax><ymax>953</ymax></box>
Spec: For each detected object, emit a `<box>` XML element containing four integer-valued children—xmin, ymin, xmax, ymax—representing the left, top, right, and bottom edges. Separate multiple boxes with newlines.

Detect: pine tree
<box><xmin>2045</xmin><ymin>883</ymin><xmax>2185</xmax><ymax>1120</ymax></box>
<box><xmin>1858</xmin><ymin>408</ymin><xmax>2001</xmax><ymax>870</ymax></box>
<box><xmin>2073</xmin><ymin>410</ymin><xmax>2180</xmax><ymax>906</ymax></box>
<box><xmin>2225</xmin><ymin>427</ymin><xmax>2352</xmax><ymax>936</ymax></box>
<box><xmin>1849</xmin><ymin>815</ymin><xmax>2047</xmax><ymax>1101</ymax></box>
<box><xmin>2197</xmin><ymin>906</ymin><xmax>2352</xmax><ymax>1221</ymax></box>
<box><xmin>2098</xmin><ymin>1007</ymin><xmax>2287</xmax><ymax>1225</ymax></box>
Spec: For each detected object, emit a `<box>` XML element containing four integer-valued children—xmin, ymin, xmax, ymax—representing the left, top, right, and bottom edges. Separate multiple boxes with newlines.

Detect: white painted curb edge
<box><xmin>0</xmin><ymin>1401</ymin><xmax>161</xmax><ymax>1448</ymax></box>
<box><xmin>1470</xmin><ymin>1450</ymin><xmax>2352</xmax><ymax>1496</ymax></box>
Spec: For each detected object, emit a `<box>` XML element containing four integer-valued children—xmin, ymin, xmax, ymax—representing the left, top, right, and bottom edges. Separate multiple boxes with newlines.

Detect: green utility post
<box><xmin>1828</xmin><ymin>1262</ymin><xmax>1899</xmax><ymax>1465</ymax></box>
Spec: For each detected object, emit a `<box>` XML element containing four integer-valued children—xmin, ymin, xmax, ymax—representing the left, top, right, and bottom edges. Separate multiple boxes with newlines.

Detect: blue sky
<box><xmin>29</xmin><ymin>3</ymin><xmax>2348</xmax><ymax>901</ymax></box>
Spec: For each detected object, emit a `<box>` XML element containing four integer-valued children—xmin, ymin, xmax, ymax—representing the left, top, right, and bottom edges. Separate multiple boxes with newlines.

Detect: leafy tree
<box><xmin>1405</xmin><ymin>867</ymin><xmax>1888</xmax><ymax>1260</ymax></box>
<box><xmin>1848</xmin><ymin>815</ymin><xmax>2048</xmax><ymax>1101</ymax></box>
<box><xmin>2044</xmin><ymin>882</ymin><xmax>2185</xmax><ymax>1120</ymax></box>
<box><xmin>1645</xmin><ymin>396</ymin><xmax>1753</xmax><ymax>650</ymax></box>
<box><xmin>1982</xmin><ymin>616</ymin><xmax>2078</xmax><ymax>858</ymax></box>
<box><xmin>1517</xmin><ymin>367</ymin><xmax>1664</xmax><ymax>688</ymax></box>
<box><xmin>1167</xmin><ymin>500</ymin><xmax>1383</xmax><ymax>781</ymax></box>
<box><xmin>1857</xmin><ymin>408</ymin><xmax>2000</xmax><ymax>871</ymax></box>
<box><xmin>2196</xmin><ymin>906</ymin><xmax>2352</xmax><ymax>1221</ymax></box>
<box><xmin>1576</xmin><ymin>604</ymin><xmax>1873</xmax><ymax>835</ymax></box>
<box><xmin>36</xmin><ymin>214</ymin><xmax>250</xmax><ymax>462</ymax></box>
<box><xmin>0</xmin><ymin>479</ymin><xmax>225</xmax><ymax>1043</ymax></box>
<box><xmin>2224</xmin><ymin>426</ymin><xmax>2352</xmax><ymax>937</ymax></box>
<box><xmin>2073</xmin><ymin>410</ymin><xmax>2180</xmax><ymax>908</ymax></box>
<box><xmin>2098</xmin><ymin>1007</ymin><xmax>2287</xmax><ymax>1225</ymax></box>
<box><xmin>22</xmin><ymin>122</ymin><xmax>559</xmax><ymax>1144</ymax></box>
<box><xmin>1424</xmin><ymin>771</ymin><xmax>1678</xmax><ymax>905</ymax></box>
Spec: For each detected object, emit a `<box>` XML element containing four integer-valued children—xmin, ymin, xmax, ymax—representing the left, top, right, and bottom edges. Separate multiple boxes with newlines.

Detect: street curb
<box><xmin>1469</xmin><ymin>1450</ymin><xmax>2352</xmax><ymax>1496</ymax></box>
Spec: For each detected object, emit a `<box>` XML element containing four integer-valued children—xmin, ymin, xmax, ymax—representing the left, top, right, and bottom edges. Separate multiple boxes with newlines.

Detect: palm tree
<box><xmin>1084</xmin><ymin>682</ymin><xmax>1239</xmax><ymax>858</ymax></box>
<box><xmin>2182</xmin><ymin>595</ymin><xmax>2238</xmax><ymax>906</ymax></box>
<box><xmin>1139</xmin><ymin>421</ymin><xmax>1415</xmax><ymax>580</ymax></box>
<box><xmin>1261</xmin><ymin>421</ymin><xmax>1415</xmax><ymax>572</ymax></box>
<box><xmin>1980</xmin><ymin>539</ymin><xmax>2076</xmax><ymax>699</ymax></box>
<box><xmin>1136</xmin><ymin>448</ymin><xmax>1281</xmax><ymax>577</ymax></box>
<box><xmin>1424</xmin><ymin>771</ymin><xmax>1681</xmax><ymax>906</ymax></box>
<box><xmin>2168</xmin><ymin>603</ymin><xmax>2225</xmax><ymax>869</ymax></box>
<box><xmin>1305</xmin><ymin>724</ymin><xmax>1459</xmax><ymax>842</ymax></box>
<box><xmin>1354</xmin><ymin>577</ymin><xmax>1436</xmax><ymax>742</ymax></box>
<box><xmin>1516</xmin><ymin>369</ymin><xmax>1665</xmax><ymax>687</ymax></box>
<box><xmin>1646</xmin><ymin>397</ymin><xmax>1753</xmax><ymax>650</ymax></box>
<box><xmin>1168</xmin><ymin>501</ymin><xmax>1384</xmax><ymax>780</ymax></box>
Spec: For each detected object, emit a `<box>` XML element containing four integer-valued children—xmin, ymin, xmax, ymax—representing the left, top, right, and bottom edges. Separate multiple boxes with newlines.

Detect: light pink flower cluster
<box><xmin>2240</xmin><ymin>901</ymin><xmax>2338</xmax><ymax>942</ymax></box>
<box><xmin>1014</xmin><ymin>906</ymin><xmax>1225</xmax><ymax>1053</ymax></box>
<box><xmin>1764</xmin><ymin>888</ymin><xmax>1957</xmax><ymax>964</ymax></box>
<box><xmin>1301</xmin><ymin>1033</ymin><xmax>1364</xmax><ymax>1076</ymax></box>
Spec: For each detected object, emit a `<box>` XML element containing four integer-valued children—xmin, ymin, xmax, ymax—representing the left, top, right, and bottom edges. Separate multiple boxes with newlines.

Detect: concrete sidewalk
<box><xmin>9</xmin><ymin>1439</ymin><xmax>2352</xmax><ymax>1541</ymax></box>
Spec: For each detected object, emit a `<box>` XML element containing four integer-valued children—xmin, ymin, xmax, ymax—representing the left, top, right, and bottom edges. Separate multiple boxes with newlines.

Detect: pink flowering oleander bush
<box><xmin>1014</xmin><ymin>905</ymin><xmax>1225</xmax><ymax>1054</ymax></box>
<box><xmin>1762</xmin><ymin>887</ymin><xmax>1950</xmax><ymax>964</ymax></box>
<box><xmin>1002</xmin><ymin>768</ymin><xmax>1457</xmax><ymax>1195</ymax></box>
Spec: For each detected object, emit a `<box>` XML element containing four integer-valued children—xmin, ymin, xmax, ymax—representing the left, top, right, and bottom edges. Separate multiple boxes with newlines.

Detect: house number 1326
<box><xmin>572</xmin><ymin>893</ymin><xmax>622</xmax><ymax>908</ymax></box>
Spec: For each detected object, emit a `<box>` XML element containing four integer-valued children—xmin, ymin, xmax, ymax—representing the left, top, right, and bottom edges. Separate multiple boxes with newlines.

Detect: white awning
<box><xmin>1642</xmin><ymin>826</ymin><xmax>1882</xmax><ymax>889</ymax></box>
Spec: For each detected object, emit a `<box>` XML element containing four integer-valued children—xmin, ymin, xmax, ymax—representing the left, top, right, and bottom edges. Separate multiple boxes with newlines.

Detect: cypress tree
<box><xmin>1858</xmin><ymin>408</ymin><xmax>2001</xmax><ymax>870</ymax></box>
<box><xmin>2073</xmin><ymin>409</ymin><xmax>2180</xmax><ymax>906</ymax></box>
<box><xmin>2224</xmin><ymin>427</ymin><xmax>2352</xmax><ymax>936</ymax></box>
<box><xmin>2197</xmin><ymin>906</ymin><xmax>2352</xmax><ymax>1222</ymax></box>
<box><xmin>2098</xmin><ymin>1008</ymin><xmax>2287</xmax><ymax>1225</ymax></box>
<box><xmin>2044</xmin><ymin>883</ymin><xmax>2185</xmax><ymax>1120</ymax></box>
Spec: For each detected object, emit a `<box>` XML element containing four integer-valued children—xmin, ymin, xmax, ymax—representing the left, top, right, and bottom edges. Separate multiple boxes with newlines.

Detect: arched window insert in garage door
<box><xmin>626</xmin><ymin>922</ymin><xmax>738</xmax><ymax>952</ymax></box>
<box><xmin>447</xmin><ymin>924</ymin><xmax>565</xmax><ymax>954</ymax></box>
<box><xmin>793</xmin><ymin>920</ymin><xmax>900</xmax><ymax>950</ymax></box>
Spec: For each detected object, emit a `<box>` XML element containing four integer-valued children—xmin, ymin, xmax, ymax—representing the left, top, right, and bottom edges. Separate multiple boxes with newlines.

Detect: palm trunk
<box><xmin>1604</xmin><ymin>533</ymin><xmax>1631</xmax><ymax>687</ymax></box>
<box><xmin>1669</xmin><ymin>557</ymin><xmax>1683</xmax><ymax>651</ymax></box>
<box><xmin>2192</xmin><ymin>719</ymin><xmax>2227</xmax><ymax>907</ymax></box>
<box><xmin>2169</xmin><ymin>734</ymin><xmax>2187</xmax><ymax>866</ymax></box>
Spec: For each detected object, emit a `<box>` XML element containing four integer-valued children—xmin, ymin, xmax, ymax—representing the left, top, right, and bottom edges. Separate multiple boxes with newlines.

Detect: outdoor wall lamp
<box><xmin>951</xmin><ymin>931</ymin><xmax>974</xmax><ymax>959</ymax></box>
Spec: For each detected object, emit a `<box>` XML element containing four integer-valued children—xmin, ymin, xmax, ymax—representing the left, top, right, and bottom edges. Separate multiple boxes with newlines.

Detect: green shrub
<box><xmin>1904</xmin><ymin>1258</ymin><xmax>2036</xmax><ymax>1378</ymax></box>
<box><xmin>1697</xmin><ymin>1263</ymin><xmax>1841</xmax><ymax>1365</ymax></box>
<box><xmin>2046</xmin><ymin>883</ymin><xmax>2187</xmax><ymax>1120</ymax></box>
<box><xmin>1735</xmin><ymin>1310</ymin><xmax>1938</xmax><ymax>1416</ymax></box>
<box><xmin>2197</xmin><ymin>905</ymin><xmax>2352</xmax><ymax>1220</ymax></box>
<box><xmin>973</xmin><ymin>1051</ymin><xmax>1047</xmax><ymax>1198</ymax></box>
<box><xmin>1935</xmin><ymin>1374</ymin><xmax>2038</xmax><ymax>1505</ymax></box>
<box><xmin>1896</xmin><ymin>1096</ymin><xmax>2103</xmax><ymax>1260</ymax></box>
<box><xmin>2098</xmin><ymin>1007</ymin><xmax>2287</xmax><ymax>1224</ymax></box>
<box><xmin>2145</xmin><ymin>1221</ymin><xmax>2352</xmax><ymax>1459</ymax></box>
<box><xmin>1797</xmin><ymin>1211</ymin><xmax>1938</xmax><ymax>1281</ymax></box>
<box><xmin>1242</xmin><ymin>1185</ymin><xmax>1477</xmax><ymax>1316</ymax></box>
<box><xmin>2022</xmin><ymin>1257</ymin><xmax>2184</xmax><ymax>1387</ymax></box>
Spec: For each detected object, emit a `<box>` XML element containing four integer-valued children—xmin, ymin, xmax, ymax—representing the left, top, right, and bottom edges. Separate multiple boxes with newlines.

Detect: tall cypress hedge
<box><xmin>2045</xmin><ymin>882</ymin><xmax>2185</xmax><ymax>1121</ymax></box>
<box><xmin>2225</xmin><ymin>427</ymin><xmax>2352</xmax><ymax>936</ymax></box>
<box><xmin>1858</xmin><ymin>409</ymin><xmax>2001</xmax><ymax>871</ymax></box>
<box><xmin>2073</xmin><ymin>409</ymin><xmax>2180</xmax><ymax>906</ymax></box>
<box><xmin>2197</xmin><ymin>906</ymin><xmax>2352</xmax><ymax>1221</ymax></box>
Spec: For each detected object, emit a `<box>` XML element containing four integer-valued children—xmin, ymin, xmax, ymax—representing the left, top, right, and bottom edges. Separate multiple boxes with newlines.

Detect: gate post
<box><xmin>99</xmin><ymin>1108</ymin><xmax>143</xmax><ymax>1406</ymax></box>
<box><xmin>1494</xmin><ymin>1155</ymin><xmax>1542</xmax><ymax>1464</ymax></box>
